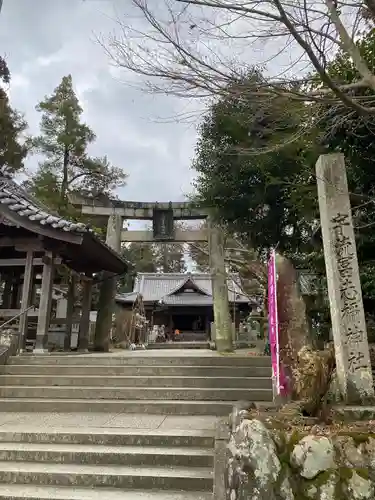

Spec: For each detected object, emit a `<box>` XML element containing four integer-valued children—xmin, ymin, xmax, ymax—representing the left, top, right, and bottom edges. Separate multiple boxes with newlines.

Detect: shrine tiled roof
<box><xmin>0</xmin><ymin>166</ymin><xmax>128</xmax><ymax>274</ymax></box>
<box><xmin>0</xmin><ymin>166</ymin><xmax>90</xmax><ymax>233</ymax></box>
<box><xmin>116</xmin><ymin>272</ymin><xmax>253</xmax><ymax>306</ymax></box>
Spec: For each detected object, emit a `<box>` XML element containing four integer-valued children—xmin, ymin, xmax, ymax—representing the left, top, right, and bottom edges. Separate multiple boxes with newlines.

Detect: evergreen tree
<box><xmin>26</xmin><ymin>75</ymin><xmax>126</xmax><ymax>216</ymax></box>
<box><xmin>0</xmin><ymin>57</ymin><xmax>28</xmax><ymax>173</ymax></box>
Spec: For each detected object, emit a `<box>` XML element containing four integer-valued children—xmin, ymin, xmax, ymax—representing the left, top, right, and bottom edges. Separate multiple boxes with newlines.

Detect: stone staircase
<box><xmin>0</xmin><ymin>352</ymin><xmax>272</xmax><ymax>498</ymax></box>
<box><xmin>0</xmin><ymin>428</ymin><xmax>214</xmax><ymax>499</ymax></box>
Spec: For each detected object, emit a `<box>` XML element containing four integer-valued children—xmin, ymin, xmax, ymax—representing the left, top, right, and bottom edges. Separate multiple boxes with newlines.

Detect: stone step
<box><xmin>0</xmin><ymin>386</ymin><xmax>273</xmax><ymax>401</ymax></box>
<box><xmin>0</xmin><ymin>442</ymin><xmax>213</xmax><ymax>468</ymax></box>
<box><xmin>0</xmin><ymin>375</ymin><xmax>272</xmax><ymax>389</ymax></box>
<box><xmin>148</xmin><ymin>342</ymin><xmax>209</xmax><ymax>350</ymax></box>
<box><xmin>10</xmin><ymin>354</ymin><xmax>271</xmax><ymax>367</ymax></box>
<box><xmin>0</xmin><ymin>461</ymin><xmax>213</xmax><ymax>491</ymax></box>
<box><xmin>0</xmin><ymin>398</ymin><xmax>235</xmax><ymax>415</ymax></box>
<box><xmin>0</xmin><ymin>364</ymin><xmax>271</xmax><ymax>377</ymax></box>
<box><xmin>0</xmin><ymin>429</ymin><xmax>214</xmax><ymax>448</ymax></box>
<box><xmin>0</xmin><ymin>484</ymin><xmax>212</xmax><ymax>499</ymax></box>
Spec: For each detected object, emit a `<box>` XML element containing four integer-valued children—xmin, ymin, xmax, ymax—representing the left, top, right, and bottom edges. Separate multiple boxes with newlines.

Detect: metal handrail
<box><xmin>0</xmin><ymin>305</ymin><xmax>36</xmax><ymax>331</ymax></box>
<box><xmin>0</xmin><ymin>305</ymin><xmax>37</xmax><ymax>355</ymax></box>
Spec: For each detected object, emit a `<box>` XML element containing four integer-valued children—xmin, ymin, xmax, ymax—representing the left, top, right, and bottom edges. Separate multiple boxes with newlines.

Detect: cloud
<box><xmin>0</xmin><ymin>0</ymin><xmax>198</xmax><ymax>216</ymax></box>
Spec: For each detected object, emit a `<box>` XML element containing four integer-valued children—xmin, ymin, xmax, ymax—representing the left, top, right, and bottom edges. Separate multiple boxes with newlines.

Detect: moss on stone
<box><xmin>267</xmin><ymin>419</ymin><xmax>289</xmax><ymax>431</ymax></box>
<box><xmin>277</xmin><ymin>429</ymin><xmax>304</xmax><ymax>467</ymax></box>
<box><xmin>354</xmin><ymin>467</ymin><xmax>370</xmax><ymax>481</ymax></box>
<box><xmin>311</xmin><ymin>469</ymin><xmax>336</xmax><ymax>487</ymax></box>
<box><xmin>337</xmin><ymin>466</ymin><xmax>353</xmax><ymax>480</ymax></box>
<box><xmin>338</xmin><ymin>431</ymin><xmax>375</xmax><ymax>445</ymax></box>
<box><xmin>274</xmin><ymin>460</ymin><xmax>290</xmax><ymax>491</ymax></box>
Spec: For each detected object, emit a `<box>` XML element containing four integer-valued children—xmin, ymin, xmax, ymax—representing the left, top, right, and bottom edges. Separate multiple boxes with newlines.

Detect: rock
<box><xmin>306</xmin><ymin>484</ymin><xmax>318</xmax><ymax>499</ymax></box>
<box><xmin>306</xmin><ymin>473</ymin><xmax>338</xmax><ymax>500</ymax></box>
<box><xmin>227</xmin><ymin>419</ymin><xmax>282</xmax><ymax>500</ymax></box>
<box><xmin>326</xmin><ymin>370</ymin><xmax>342</xmax><ymax>403</ymax></box>
<box><xmin>345</xmin><ymin>471</ymin><xmax>374</xmax><ymax>500</ymax></box>
<box><xmin>334</xmin><ymin>436</ymin><xmax>366</xmax><ymax>469</ymax></box>
<box><xmin>229</xmin><ymin>402</ymin><xmax>254</xmax><ymax>433</ymax></box>
<box><xmin>361</xmin><ymin>437</ymin><xmax>375</xmax><ymax>469</ymax></box>
<box><xmin>319</xmin><ymin>473</ymin><xmax>338</xmax><ymax>500</ymax></box>
<box><xmin>290</xmin><ymin>435</ymin><xmax>335</xmax><ymax>479</ymax></box>
<box><xmin>279</xmin><ymin>473</ymin><xmax>294</xmax><ymax>500</ymax></box>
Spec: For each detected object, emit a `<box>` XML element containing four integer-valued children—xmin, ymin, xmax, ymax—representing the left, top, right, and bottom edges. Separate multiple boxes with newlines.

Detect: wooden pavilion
<box><xmin>0</xmin><ymin>166</ymin><xmax>127</xmax><ymax>352</ymax></box>
<box><xmin>116</xmin><ymin>272</ymin><xmax>255</xmax><ymax>342</ymax></box>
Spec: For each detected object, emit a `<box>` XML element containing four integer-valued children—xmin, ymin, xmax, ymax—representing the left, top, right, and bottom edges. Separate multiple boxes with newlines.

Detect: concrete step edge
<box><xmin>2</xmin><ymin>363</ymin><xmax>272</xmax><ymax>370</ymax></box>
<box><xmin>0</xmin><ymin>430</ymin><xmax>215</xmax><ymax>448</ymax></box>
<box><xmin>0</xmin><ymin>443</ymin><xmax>214</xmax><ymax>456</ymax></box>
<box><xmin>0</xmin><ymin>461</ymin><xmax>213</xmax><ymax>478</ymax></box>
<box><xmin>0</xmin><ymin>398</ymin><xmax>261</xmax><ymax>406</ymax></box>
<box><xmin>0</xmin><ymin>484</ymin><xmax>213</xmax><ymax>499</ymax></box>
<box><xmin>0</xmin><ymin>386</ymin><xmax>272</xmax><ymax>392</ymax></box>
<box><xmin>0</xmin><ymin>428</ymin><xmax>215</xmax><ymax>439</ymax></box>
<box><xmin>0</xmin><ymin>375</ymin><xmax>270</xmax><ymax>380</ymax></box>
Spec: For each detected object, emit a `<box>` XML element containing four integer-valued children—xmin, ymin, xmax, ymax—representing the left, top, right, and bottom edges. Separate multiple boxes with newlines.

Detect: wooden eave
<box><xmin>0</xmin><ymin>201</ymin><xmax>127</xmax><ymax>275</ymax></box>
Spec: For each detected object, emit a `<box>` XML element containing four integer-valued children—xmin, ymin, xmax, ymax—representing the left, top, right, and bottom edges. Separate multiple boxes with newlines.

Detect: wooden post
<box><xmin>316</xmin><ymin>153</ymin><xmax>374</xmax><ymax>403</ymax></box>
<box><xmin>78</xmin><ymin>278</ymin><xmax>93</xmax><ymax>352</ymax></box>
<box><xmin>35</xmin><ymin>252</ymin><xmax>54</xmax><ymax>352</ymax></box>
<box><xmin>18</xmin><ymin>250</ymin><xmax>34</xmax><ymax>351</ymax></box>
<box><xmin>10</xmin><ymin>275</ymin><xmax>19</xmax><ymax>309</ymax></box>
<box><xmin>208</xmin><ymin>217</ymin><xmax>233</xmax><ymax>352</ymax></box>
<box><xmin>2</xmin><ymin>273</ymin><xmax>12</xmax><ymax>308</ymax></box>
<box><xmin>64</xmin><ymin>276</ymin><xmax>75</xmax><ymax>351</ymax></box>
<box><xmin>94</xmin><ymin>214</ymin><xmax>122</xmax><ymax>351</ymax></box>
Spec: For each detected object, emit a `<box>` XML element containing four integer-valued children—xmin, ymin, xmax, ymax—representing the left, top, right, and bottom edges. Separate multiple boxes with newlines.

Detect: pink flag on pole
<box><xmin>267</xmin><ymin>248</ymin><xmax>285</xmax><ymax>396</ymax></box>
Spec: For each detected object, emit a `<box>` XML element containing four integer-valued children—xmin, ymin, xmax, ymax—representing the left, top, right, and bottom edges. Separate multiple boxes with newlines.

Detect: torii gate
<box><xmin>69</xmin><ymin>195</ymin><xmax>233</xmax><ymax>352</ymax></box>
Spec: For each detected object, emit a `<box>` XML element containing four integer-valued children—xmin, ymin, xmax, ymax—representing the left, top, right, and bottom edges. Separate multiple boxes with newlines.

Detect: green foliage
<box><xmin>191</xmin><ymin>34</ymin><xmax>375</xmax><ymax>336</ymax></box>
<box><xmin>0</xmin><ymin>57</ymin><xmax>29</xmax><ymax>173</ymax></box>
<box><xmin>118</xmin><ymin>242</ymin><xmax>186</xmax><ymax>293</ymax></box>
<box><xmin>27</xmin><ymin>74</ymin><xmax>127</xmax><ymax>218</ymax></box>
<box><xmin>193</xmin><ymin>73</ymin><xmax>319</xmax><ymax>254</ymax></box>
<box><xmin>154</xmin><ymin>243</ymin><xmax>186</xmax><ymax>274</ymax></box>
<box><xmin>316</xmin><ymin>29</ymin><xmax>375</xmax><ymax>327</ymax></box>
<box><xmin>119</xmin><ymin>243</ymin><xmax>157</xmax><ymax>293</ymax></box>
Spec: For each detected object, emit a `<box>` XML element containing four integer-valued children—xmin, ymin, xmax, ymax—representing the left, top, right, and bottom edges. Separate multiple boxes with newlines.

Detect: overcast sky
<box><xmin>0</xmin><ymin>0</ymin><xmax>199</xmax><ymax>208</ymax></box>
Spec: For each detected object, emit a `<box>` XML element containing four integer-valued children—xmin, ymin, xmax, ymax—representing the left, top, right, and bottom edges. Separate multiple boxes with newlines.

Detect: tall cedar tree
<box><xmin>27</xmin><ymin>75</ymin><xmax>127</xmax><ymax>218</ymax></box>
<box><xmin>0</xmin><ymin>57</ymin><xmax>28</xmax><ymax>173</ymax></box>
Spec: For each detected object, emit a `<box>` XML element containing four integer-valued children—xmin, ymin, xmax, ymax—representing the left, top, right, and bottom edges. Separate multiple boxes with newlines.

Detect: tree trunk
<box><xmin>60</xmin><ymin>146</ymin><xmax>69</xmax><ymax>209</ymax></box>
<box><xmin>93</xmin><ymin>272</ymin><xmax>115</xmax><ymax>352</ymax></box>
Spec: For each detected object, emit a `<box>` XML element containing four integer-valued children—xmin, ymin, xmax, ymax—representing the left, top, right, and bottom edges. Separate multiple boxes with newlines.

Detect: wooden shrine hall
<box><xmin>0</xmin><ymin>166</ymin><xmax>127</xmax><ymax>352</ymax></box>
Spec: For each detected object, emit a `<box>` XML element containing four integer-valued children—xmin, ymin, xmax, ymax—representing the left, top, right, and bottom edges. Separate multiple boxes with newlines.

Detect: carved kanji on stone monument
<box><xmin>316</xmin><ymin>153</ymin><xmax>374</xmax><ymax>403</ymax></box>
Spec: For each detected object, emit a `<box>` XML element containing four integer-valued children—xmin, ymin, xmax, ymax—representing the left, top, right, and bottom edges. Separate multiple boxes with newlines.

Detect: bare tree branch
<box><xmin>100</xmin><ymin>0</ymin><xmax>375</xmax><ymax>118</ymax></box>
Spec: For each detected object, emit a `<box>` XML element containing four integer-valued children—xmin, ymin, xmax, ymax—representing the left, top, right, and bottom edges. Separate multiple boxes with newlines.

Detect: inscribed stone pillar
<box><xmin>78</xmin><ymin>278</ymin><xmax>93</xmax><ymax>352</ymax></box>
<box><xmin>208</xmin><ymin>217</ymin><xmax>233</xmax><ymax>352</ymax></box>
<box><xmin>18</xmin><ymin>250</ymin><xmax>34</xmax><ymax>351</ymax></box>
<box><xmin>64</xmin><ymin>276</ymin><xmax>76</xmax><ymax>351</ymax></box>
<box><xmin>35</xmin><ymin>252</ymin><xmax>55</xmax><ymax>352</ymax></box>
<box><xmin>316</xmin><ymin>153</ymin><xmax>374</xmax><ymax>403</ymax></box>
<box><xmin>94</xmin><ymin>213</ymin><xmax>122</xmax><ymax>351</ymax></box>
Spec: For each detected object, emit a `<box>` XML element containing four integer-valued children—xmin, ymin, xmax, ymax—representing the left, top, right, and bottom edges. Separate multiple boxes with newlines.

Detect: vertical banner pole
<box><xmin>268</xmin><ymin>248</ymin><xmax>281</xmax><ymax>399</ymax></box>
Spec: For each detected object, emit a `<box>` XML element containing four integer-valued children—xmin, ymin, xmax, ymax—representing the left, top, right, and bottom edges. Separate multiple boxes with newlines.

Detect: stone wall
<box><xmin>226</xmin><ymin>413</ymin><xmax>375</xmax><ymax>500</ymax></box>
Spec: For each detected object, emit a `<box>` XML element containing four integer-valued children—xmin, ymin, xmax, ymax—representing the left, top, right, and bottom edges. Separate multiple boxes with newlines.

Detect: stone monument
<box><xmin>316</xmin><ymin>153</ymin><xmax>374</xmax><ymax>403</ymax></box>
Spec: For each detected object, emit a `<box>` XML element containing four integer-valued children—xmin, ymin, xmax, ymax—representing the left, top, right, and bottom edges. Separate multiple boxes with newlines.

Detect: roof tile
<box><xmin>116</xmin><ymin>272</ymin><xmax>252</xmax><ymax>304</ymax></box>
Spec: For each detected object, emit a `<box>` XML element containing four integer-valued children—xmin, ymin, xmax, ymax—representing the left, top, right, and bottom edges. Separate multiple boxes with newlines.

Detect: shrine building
<box><xmin>115</xmin><ymin>272</ymin><xmax>255</xmax><ymax>342</ymax></box>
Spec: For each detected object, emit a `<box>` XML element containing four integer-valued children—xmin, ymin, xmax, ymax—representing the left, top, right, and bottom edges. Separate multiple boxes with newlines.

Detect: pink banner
<box><xmin>268</xmin><ymin>249</ymin><xmax>283</xmax><ymax>396</ymax></box>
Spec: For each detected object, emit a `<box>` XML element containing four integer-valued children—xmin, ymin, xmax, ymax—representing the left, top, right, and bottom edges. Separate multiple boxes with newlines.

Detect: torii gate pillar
<box><xmin>94</xmin><ymin>213</ymin><xmax>122</xmax><ymax>351</ymax></box>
